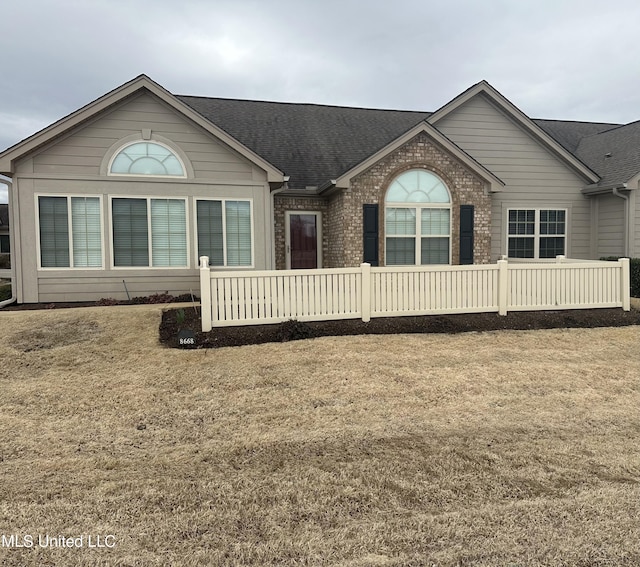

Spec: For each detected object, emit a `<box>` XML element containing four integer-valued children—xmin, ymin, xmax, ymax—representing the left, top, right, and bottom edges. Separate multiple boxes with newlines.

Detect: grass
<box><xmin>0</xmin><ymin>305</ymin><xmax>639</xmax><ymax>566</ymax></box>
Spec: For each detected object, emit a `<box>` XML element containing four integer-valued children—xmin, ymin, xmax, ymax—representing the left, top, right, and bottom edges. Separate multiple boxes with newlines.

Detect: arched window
<box><xmin>109</xmin><ymin>142</ymin><xmax>185</xmax><ymax>177</ymax></box>
<box><xmin>385</xmin><ymin>170</ymin><xmax>451</xmax><ymax>265</ymax></box>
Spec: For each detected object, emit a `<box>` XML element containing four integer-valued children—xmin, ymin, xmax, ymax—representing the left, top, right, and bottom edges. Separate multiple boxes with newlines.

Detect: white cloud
<box><xmin>2</xmin><ymin>0</ymin><xmax>640</xmax><ymax>154</ymax></box>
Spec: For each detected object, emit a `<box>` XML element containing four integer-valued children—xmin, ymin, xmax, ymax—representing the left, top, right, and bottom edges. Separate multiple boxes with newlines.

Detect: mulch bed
<box><xmin>2</xmin><ymin>293</ymin><xmax>197</xmax><ymax>311</ymax></box>
<box><xmin>159</xmin><ymin>306</ymin><xmax>640</xmax><ymax>349</ymax></box>
<box><xmin>4</xmin><ymin>296</ymin><xmax>638</xmax><ymax>349</ymax></box>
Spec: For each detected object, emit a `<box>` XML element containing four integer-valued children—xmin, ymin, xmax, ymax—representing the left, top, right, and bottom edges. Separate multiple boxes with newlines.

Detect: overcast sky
<box><xmin>2</xmin><ymin>0</ymin><xmax>640</xmax><ymax>203</ymax></box>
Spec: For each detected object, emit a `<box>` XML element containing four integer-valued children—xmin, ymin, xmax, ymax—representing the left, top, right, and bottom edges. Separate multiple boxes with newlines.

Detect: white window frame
<box><xmin>384</xmin><ymin>202</ymin><xmax>452</xmax><ymax>266</ymax></box>
<box><xmin>506</xmin><ymin>207</ymin><xmax>568</xmax><ymax>259</ymax></box>
<box><xmin>107</xmin><ymin>140</ymin><xmax>188</xmax><ymax>179</ymax></box>
<box><xmin>35</xmin><ymin>193</ymin><xmax>105</xmax><ymax>270</ymax></box>
<box><xmin>194</xmin><ymin>198</ymin><xmax>254</xmax><ymax>269</ymax></box>
<box><xmin>108</xmin><ymin>196</ymin><xmax>190</xmax><ymax>269</ymax></box>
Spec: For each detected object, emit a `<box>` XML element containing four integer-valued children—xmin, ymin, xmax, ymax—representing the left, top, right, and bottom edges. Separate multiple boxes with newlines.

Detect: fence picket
<box><xmin>201</xmin><ymin>259</ymin><xmax>630</xmax><ymax>328</ymax></box>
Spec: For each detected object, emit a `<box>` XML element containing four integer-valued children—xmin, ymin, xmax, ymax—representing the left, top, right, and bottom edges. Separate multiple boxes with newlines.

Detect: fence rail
<box><xmin>199</xmin><ymin>256</ymin><xmax>631</xmax><ymax>331</ymax></box>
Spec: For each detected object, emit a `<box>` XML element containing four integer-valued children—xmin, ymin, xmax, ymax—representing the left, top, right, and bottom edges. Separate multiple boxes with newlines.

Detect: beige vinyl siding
<box><xmin>14</xmin><ymin>94</ymin><xmax>271</xmax><ymax>303</ymax></box>
<box><xmin>17</xmin><ymin>179</ymin><xmax>271</xmax><ymax>303</ymax></box>
<box><xmin>436</xmin><ymin>94</ymin><xmax>592</xmax><ymax>259</ymax></box>
<box><xmin>18</xmin><ymin>92</ymin><xmax>267</xmax><ymax>182</ymax></box>
<box><xmin>595</xmin><ymin>194</ymin><xmax>625</xmax><ymax>258</ymax></box>
<box><xmin>37</xmin><ymin>273</ymin><xmax>200</xmax><ymax>303</ymax></box>
<box><xmin>11</xmin><ymin>90</ymin><xmax>276</xmax><ymax>302</ymax></box>
<box><xmin>20</xmin><ymin>184</ymin><xmax>271</xmax><ymax>302</ymax></box>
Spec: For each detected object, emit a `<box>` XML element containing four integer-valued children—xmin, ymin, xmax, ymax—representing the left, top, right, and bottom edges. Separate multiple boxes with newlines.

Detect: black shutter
<box><xmin>363</xmin><ymin>204</ymin><xmax>379</xmax><ymax>266</ymax></box>
<box><xmin>459</xmin><ymin>205</ymin><xmax>474</xmax><ymax>265</ymax></box>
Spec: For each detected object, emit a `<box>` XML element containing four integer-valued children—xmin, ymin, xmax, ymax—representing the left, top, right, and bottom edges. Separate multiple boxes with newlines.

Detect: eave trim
<box><xmin>0</xmin><ymin>75</ymin><xmax>284</xmax><ymax>182</ymax></box>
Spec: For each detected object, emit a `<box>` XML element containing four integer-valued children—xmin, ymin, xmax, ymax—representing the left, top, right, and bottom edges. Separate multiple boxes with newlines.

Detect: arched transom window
<box><xmin>385</xmin><ymin>169</ymin><xmax>451</xmax><ymax>265</ymax></box>
<box><xmin>109</xmin><ymin>142</ymin><xmax>185</xmax><ymax>177</ymax></box>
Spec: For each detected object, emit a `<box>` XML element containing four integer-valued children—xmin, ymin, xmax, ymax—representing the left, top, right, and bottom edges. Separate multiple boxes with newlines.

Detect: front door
<box><xmin>286</xmin><ymin>211</ymin><xmax>321</xmax><ymax>269</ymax></box>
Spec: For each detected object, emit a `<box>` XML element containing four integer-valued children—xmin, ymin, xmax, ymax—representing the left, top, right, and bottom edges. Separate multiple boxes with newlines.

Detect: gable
<box><xmin>14</xmin><ymin>92</ymin><xmax>269</xmax><ymax>182</ymax></box>
<box><xmin>332</xmin><ymin>121</ymin><xmax>504</xmax><ymax>193</ymax></box>
<box><xmin>435</xmin><ymin>93</ymin><xmax>593</xmax><ymax>190</ymax></box>
<box><xmin>430</xmin><ymin>82</ymin><xmax>599</xmax><ymax>184</ymax></box>
<box><xmin>0</xmin><ymin>75</ymin><xmax>283</xmax><ymax>183</ymax></box>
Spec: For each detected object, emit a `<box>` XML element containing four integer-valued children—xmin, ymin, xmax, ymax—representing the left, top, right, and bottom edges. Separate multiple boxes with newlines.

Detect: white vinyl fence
<box><xmin>199</xmin><ymin>256</ymin><xmax>631</xmax><ymax>331</ymax></box>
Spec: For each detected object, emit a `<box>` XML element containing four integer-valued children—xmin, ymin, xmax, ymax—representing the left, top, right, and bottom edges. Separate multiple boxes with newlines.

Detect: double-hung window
<box><xmin>38</xmin><ymin>196</ymin><xmax>102</xmax><ymax>268</ymax></box>
<box><xmin>112</xmin><ymin>197</ymin><xmax>187</xmax><ymax>267</ymax></box>
<box><xmin>196</xmin><ymin>199</ymin><xmax>253</xmax><ymax>267</ymax></box>
<box><xmin>385</xmin><ymin>170</ymin><xmax>451</xmax><ymax>265</ymax></box>
<box><xmin>507</xmin><ymin>209</ymin><xmax>566</xmax><ymax>259</ymax></box>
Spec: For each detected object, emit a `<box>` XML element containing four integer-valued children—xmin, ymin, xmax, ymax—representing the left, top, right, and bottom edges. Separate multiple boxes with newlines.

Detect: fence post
<box><xmin>199</xmin><ymin>256</ymin><xmax>213</xmax><ymax>331</ymax></box>
<box><xmin>556</xmin><ymin>255</ymin><xmax>566</xmax><ymax>263</ymax></box>
<box><xmin>497</xmin><ymin>259</ymin><xmax>509</xmax><ymax>316</ymax></box>
<box><xmin>620</xmin><ymin>258</ymin><xmax>631</xmax><ymax>311</ymax></box>
<box><xmin>361</xmin><ymin>263</ymin><xmax>371</xmax><ymax>322</ymax></box>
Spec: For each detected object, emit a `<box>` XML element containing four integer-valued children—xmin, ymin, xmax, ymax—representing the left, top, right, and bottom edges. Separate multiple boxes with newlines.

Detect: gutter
<box><xmin>583</xmin><ymin>181</ymin><xmax>632</xmax><ymax>256</ymax></box>
<box><xmin>269</xmin><ymin>176</ymin><xmax>289</xmax><ymax>269</ymax></box>
<box><xmin>318</xmin><ymin>179</ymin><xmax>337</xmax><ymax>195</ymax></box>
<box><xmin>612</xmin><ymin>187</ymin><xmax>630</xmax><ymax>257</ymax></box>
<box><xmin>582</xmin><ymin>182</ymin><xmax>627</xmax><ymax>196</ymax></box>
<box><xmin>0</xmin><ymin>177</ymin><xmax>16</xmax><ymax>308</ymax></box>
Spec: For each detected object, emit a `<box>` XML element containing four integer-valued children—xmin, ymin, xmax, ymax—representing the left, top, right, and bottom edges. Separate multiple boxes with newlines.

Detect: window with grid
<box><xmin>196</xmin><ymin>200</ymin><xmax>252</xmax><ymax>267</ymax></box>
<box><xmin>385</xmin><ymin>170</ymin><xmax>450</xmax><ymax>265</ymax></box>
<box><xmin>507</xmin><ymin>209</ymin><xmax>566</xmax><ymax>259</ymax></box>
<box><xmin>38</xmin><ymin>196</ymin><xmax>102</xmax><ymax>268</ymax></box>
<box><xmin>112</xmin><ymin>198</ymin><xmax>187</xmax><ymax>267</ymax></box>
<box><xmin>109</xmin><ymin>142</ymin><xmax>185</xmax><ymax>177</ymax></box>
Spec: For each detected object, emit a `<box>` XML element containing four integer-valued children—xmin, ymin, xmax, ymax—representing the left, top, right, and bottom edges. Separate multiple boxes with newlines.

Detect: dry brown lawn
<box><xmin>0</xmin><ymin>305</ymin><xmax>639</xmax><ymax>566</ymax></box>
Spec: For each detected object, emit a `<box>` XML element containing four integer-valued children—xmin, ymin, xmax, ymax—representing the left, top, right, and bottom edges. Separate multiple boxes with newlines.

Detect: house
<box><xmin>0</xmin><ymin>203</ymin><xmax>9</xmax><ymax>254</ymax></box>
<box><xmin>0</xmin><ymin>75</ymin><xmax>636</xmax><ymax>304</ymax></box>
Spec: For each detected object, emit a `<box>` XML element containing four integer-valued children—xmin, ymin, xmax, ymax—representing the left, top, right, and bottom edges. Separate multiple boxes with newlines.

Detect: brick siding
<box><xmin>273</xmin><ymin>132</ymin><xmax>492</xmax><ymax>268</ymax></box>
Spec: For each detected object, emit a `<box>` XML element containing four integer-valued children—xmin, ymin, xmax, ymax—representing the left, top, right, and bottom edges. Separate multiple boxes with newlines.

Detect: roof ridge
<box><xmin>177</xmin><ymin>94</ymin><xmax>432</xmax><ymax>114</ymax></box>
<box><xmin>583</xmin><ymin>118</ymin><xmax>640</xmax><ymax>136</ymax></box>
<box><xmin>533</xmin><ymin>118</ymin><xmax>621</xmax><ymax>126</ymax></box>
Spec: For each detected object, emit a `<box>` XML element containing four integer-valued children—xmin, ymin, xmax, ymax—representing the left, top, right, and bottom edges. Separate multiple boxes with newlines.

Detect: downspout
<box><xmin>270</xmin><ymin>176</ymin><xmax>289</xmax><ymax>270</ymax></box>
<box><xmin>612</xmin><ymin>187</ymin><xmax>630</xmax><ymax>257</ymax></box>
<box><xmin>0</xmin><ymin>177</ymin><xmax>16</xmax><ymax>308</ymax></box>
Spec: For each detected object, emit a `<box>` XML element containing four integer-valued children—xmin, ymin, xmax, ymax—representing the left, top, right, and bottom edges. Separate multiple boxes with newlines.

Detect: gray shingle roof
<box><xmin>177</xmin><ymin>94</ymin><xmax>639</xmax><ymax>189</ymax></box>
<box><xmin>533</xmin><ymin>119</ymin><xmax>619</xmax><ymax>153</ymax></box>
<box><xmin>177</xmin><ymin>95</ymin><xmax>430</xmax><ymax>190</ymax></box>
<box><xmin>574</xmin><ymin>120</ymin><xmax>640</xmax><ymax>186</ymax></box>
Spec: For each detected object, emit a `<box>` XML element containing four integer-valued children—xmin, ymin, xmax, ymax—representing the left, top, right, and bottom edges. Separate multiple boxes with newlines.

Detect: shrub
<box><xmin>276</xmin><ymin>319</ymin><xmax>315</xmax><ymax>342</ymax></box>
<box><xmin>96</xmin><ymin>292</ymin><xmax>199</xmax><ymax>307</ymax></box>
<box><xmin>600</xmin><ymin>257</ymin><xmax>640</xmax><ymax>298</ymax></box>
<box><xmin>96</xmin><ymin>297</ymin><xmax>123</xmax><ymax>306</ymax></box>
<box><xmin>174</xmin><ymin>293</ymin><xmax>200</xmax><ymax>303</ymax></box>
<box><xmin>130</xmin><ymin>292</ymin><xmax>175</xmax><ymax>304</ymax></box>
